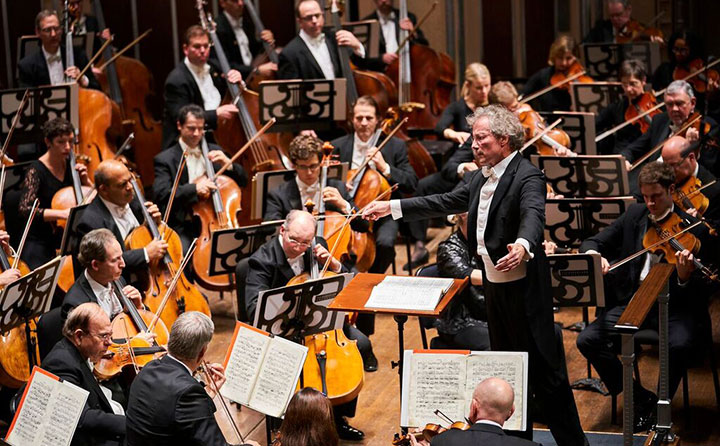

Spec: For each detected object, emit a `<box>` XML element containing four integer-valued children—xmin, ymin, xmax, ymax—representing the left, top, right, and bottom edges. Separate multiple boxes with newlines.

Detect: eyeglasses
<box><xmin>87</xmin><ymin>331</ymin><xmax>113</xmax><ymax>341</ymax></box>
<box><xmin>286</xmin><ymin>236</ymin><xmax>312</xmax><ymax>248</ymax></box>
<box><xmin>40</xmin><ymin>26</ymin><xmax>61</xmax><ymax>34</ymax></box>
<box><xmin>295</xmin><ymin>163</ymin><xmax>321</xmax><ymax>171</ymax></box>
<box><xmin>672</xmin><ymin>47</ymin><xmax>690</xmax><ymax>54</ymax></box>
<box><xmin>665</xmin><ymin>100</ymin><xmax>690</xmax><ymax>108</ymax></box>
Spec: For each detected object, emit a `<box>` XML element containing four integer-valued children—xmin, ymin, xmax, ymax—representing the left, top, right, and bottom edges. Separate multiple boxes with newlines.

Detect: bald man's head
<box><xmin>95</xmin><ymin>159</ymin><xmax>136</xmax><ymax>206</ymax></box>
<box><xmin>661</xmin><ymin>135</ymin><xmax>696</xmax><ymax>184</ymax></box>
<box><xmin>470</xmin><ymin>378</ymin><xmax>515</xmax><ymax>426</ymax></box>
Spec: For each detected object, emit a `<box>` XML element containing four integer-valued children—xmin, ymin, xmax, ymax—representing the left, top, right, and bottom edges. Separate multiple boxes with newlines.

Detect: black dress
<box><xmin>435</xmin><ymin>99</ymin><xmax>473</xmax><ymax>137</ymax></box>
<box><xmin>522</xmin><ymin>66</ymin><xmax>571</xmax><ymax>112</ymax></box>
<box><xmin>18</xmin><ymin>160</ymin><xmax>73</xmax><ymax>269</ymax></box>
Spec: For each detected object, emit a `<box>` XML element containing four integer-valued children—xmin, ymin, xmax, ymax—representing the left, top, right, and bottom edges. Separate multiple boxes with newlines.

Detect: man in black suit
<box><xmin>154</xmin><ymin>104</ymin><xmax>247</xmax><ymax>251</ymax></box>
<box><xmin>578</xmin><ymin>161</ymin><xmax>715</xmax><ymax>431</ymax></box>
<box><xmin>215</xmin><ymin>0</ymin><xmax>277</xmax><ymax>79</ymax></box>
<box><xmin>125</xmin><ymin>311</ymin><xmax>259</xmax><ymax>446</ymax></box>
<box><xmin>411</xmin><ymin>378</ymin><xmax>540</xmax><ymax>446</ymax></box>
<box><xmin>75</xmin><ymin>160</ymin><xmax>167</xmax><ymax>287</ymax></box>
<box><xmin>362</xmin><ymin>0</ymin><xmax>428</xmax><ymax>71</ymax></box>
<box><xmin>18</xmin><ymin>10</ymin><xmax>99</xmax><ymax>90</ymax></box>
<box><xmin>161</xmin><ymin>25</ymin><xmax>244</xmax><ymax>149</ymax></box>
<box><xmin>363</xmin><ymin>104</ymin><xmax>587</xmax><ymax>446</ymax></box>
<box><xmin>42</xmin><ymin>302</ymin><xmax>125</xmax><ymax>446</ymax></box>
<box><xmin>244</xmin><ymin>210</ymin><xmax>369</xmax><ymax>440</ymax></box>
<box><xmin>582</xmin><ymin>0</ymin><xmax>664</xmax><ymax>44</ymax></box>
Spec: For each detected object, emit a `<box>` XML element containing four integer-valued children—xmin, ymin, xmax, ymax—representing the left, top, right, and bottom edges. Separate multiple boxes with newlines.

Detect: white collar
<box><xmin>179</xmin><ymin>137</ymin><xmax>201</xmax><ymax>154</ymax></box>
<box><xmin>649</xmin><ymin>203</ymin><xmax>675</xmax><ymax>223</ymax></box>
<box><xmin>84</xmin><ymin>269</ymin><xmax>112</xmax><ymax>298</ymax></box>
<box><xmin>378</xmin><ymin>10</ymin><xmax>396</xmax><ymax>22</ymax></box>
<box><xmin>295</xmin><ymin>175</ymin><xmax>319</xmax><ymax>192</ymax></box>
<box><xmin>693</xmin><ymin>162</ymin><xmax>699</xmax><ymax>178</ymax></box>
<box><xmin>167</xmin><ymin>354</ymin><xmax>194</xmax><ymax>376</ymax></box>
<box><xmin>485</xmin><ymin>150</ymin><xmax>518</xmax><ymax>179</ymax></box>
<box><xmin>42</xmin><ymin>45</ymin><xmax>61</xmax><ymax>60</ymax></box>
<box><xmin>278</xmin><ymin>235</ymin><xmax>304</xmax><ymax>262</ymax></box>
<box><xmin>184</xmin><ymin>57</ymin><xmax>210</xmax><ymax>77</ymax></box>
<box><xmin>99</xmin><ymin>195</ymin><xmax>130</xmax><ymax>216</ymax></box>
<box><xmin>223</xmin><ymin>10</ymin><xmax>243</xmax><ymax>29</ymax></box>
<box><xmin>299</xmin><ymin>29</ymin><xmax>325</xmax><ymax>46</ymax></box>
<box><xmin>476</xmin><ymin>419</ymin><xmax>503</xmax><ymax>429</ymax></box>
<box><xmin>353</xmin><ymin>132</ymin><xmax>372</xmax><ymax>148</ymax></box>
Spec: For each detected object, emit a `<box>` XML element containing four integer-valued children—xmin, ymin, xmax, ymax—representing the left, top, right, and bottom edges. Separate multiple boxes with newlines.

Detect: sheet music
<box><xmin>465</xmin><ymin>352</ymin><xmax>528</xmax><ymax>431</ymax></box>
<box><xmin>406</xmin><ymin>353</ymin><xmax>466</xmax><ymax>427</ymax></box>
<box><xmin>6</xmin><ymin>369</ymin><xmax>88</xmax><ymax>446</ymax></box>
<box><xmin>365</xmin><ymin>276</ymin><xmax>454</xmax><ymax>311</ymax></box>
<box><xmin>221</xmin><ymin>326</ymin><xmax>271</xmax><ymax>405</ymax></box>
<box><xmin>248</xmin><ymin>336</ymin><xmax>307</xmax><ymax>418</ymax></box>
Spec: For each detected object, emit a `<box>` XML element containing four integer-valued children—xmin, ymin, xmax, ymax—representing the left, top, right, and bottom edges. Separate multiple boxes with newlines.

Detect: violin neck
<box><xmin>112</xmin><ymin>280</ymin><xmax>149</xmax><ymax>333</ymax></box>
<box><xmin>68</xmin><ymin>149</ymin><xmax>84</xmax><ymax>204</ymax></box>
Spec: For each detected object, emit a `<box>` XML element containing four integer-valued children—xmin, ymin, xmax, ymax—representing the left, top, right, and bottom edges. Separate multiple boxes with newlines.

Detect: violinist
<box><xmin>41</xmin><ymin>302</ymin><xmax>126</xmax><ymax>446</ymax></box>
<box><xmin>582</xmin><ymin>0</ymin><xmax>663</xmax><ymax>44</ymax></box>
<box><xmin>362</xmin><ymin>0</ymin><xmax>428</xmax><ymax>71</ymax></box>
<box><xmin>161</xmin><ymin>26</ymin><xmax>244</xmax><ymax>149</ymax></box>
<box><xmin>244</xmin><ymin>210</ymin><xmax>368</xmax><ymax>441</ymax></box>
<box><xmin>577</xmin><ymin>161</ymin><xmax>716</xmax><ymax>432</ymax></box>
<box><xmin>652</xmin><ymin>31</ymin><xmax>718</xmax><ymax>95</ymax></box>
<box><xmin>215</xmin><ymin>0</ymin><xmax>277</xmax><ymax>79</ymax></box>
<box><xmin>75</xmin><ymin>160</ymin><xmax>168</xmax><ymax>287</ymax></box>
<box><xmin>409</xmin><ymin>378</ymin><xmax>539</xmax><ymax>446</ymax></box>
<box><xmin>18</xmin><ymin>118</ymin><xmax>91</xmax><ymax>269</ymax></box>
<box><xmin>596</xmin><ymin>59</ymin><xmax>655</xmax><ymax>155</ymax></box>
<box><xmin>274</xmin><ymin>388</ymin><xmax>338</xmax><ymax>446</ymax></box>
<box><xmin>18</xmin><ymin>10</ymin><xmax>99</xmax><ymax>90</ymax></box>
<box><xmin>125</xmin><ymin>311</ymin><xmax>259</xmax><ymax>446</ymax></box>
<box><xmin>154</xmin><ymin>104</ymin><xmax>248</xmax><ymax>255</ymax></box>
<box><xmin>521</xmin><ymin>35</ymin><xmax>587</xmax><ymax>112</ymax></box>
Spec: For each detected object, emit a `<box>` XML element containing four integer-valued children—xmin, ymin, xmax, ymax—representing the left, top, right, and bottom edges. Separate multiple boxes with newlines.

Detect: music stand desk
<box><xmin>329</xmin><ymin>273</ymin><xmax>468</xmax><ymax>395</ymax></box>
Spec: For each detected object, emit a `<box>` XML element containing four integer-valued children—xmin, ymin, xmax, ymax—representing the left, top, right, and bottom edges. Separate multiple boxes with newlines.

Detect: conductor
<box><xmin>362</xmin><ymin>105</ymin><xmax>587</xmax><ymax>446</ymax></box>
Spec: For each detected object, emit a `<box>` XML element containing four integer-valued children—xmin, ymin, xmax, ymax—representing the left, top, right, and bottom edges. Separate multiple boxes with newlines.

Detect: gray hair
<box><xmin>665</xmin><ymin>80</ymin><xmax>695</xmax><ymax>99</ymax></box>
<box><xmin>167</xmin><ymin>312</ymin><xmax>214</xmax><ymax>361</ymax></box>
<box><xmin>466</xmin><ymin>104</ymin><xmax>525</xmax><ymax>151</ymax></box>
<box><xmin>63</xmin><ymin>302</ymin><xmax>105</xmax><ymax>339</ymax></box>
<box><xmin>78</xmin><ymin>228</ymin><xmax>116</xmax><ymax>269</ymax></box>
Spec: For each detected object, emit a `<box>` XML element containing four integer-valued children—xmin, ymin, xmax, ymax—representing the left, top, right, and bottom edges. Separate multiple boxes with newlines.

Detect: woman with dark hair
<box><xmin>274</xmin><ymin>388</ymin><xmax>339</xmax><ymax>446</ymax></box>
<box><xmin>651</xmin><ymin>30</ymin><xmax>705</xmax><ymax>92</ymax></box>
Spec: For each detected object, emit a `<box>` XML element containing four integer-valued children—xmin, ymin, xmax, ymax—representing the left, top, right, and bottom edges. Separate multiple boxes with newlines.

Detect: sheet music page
<box><xmin>365</xmin><ymin>276</ymin><xmax>454</xmax><ymax>311</ymax></box>
<box><xmin>464</xmin><ymin>352</ymin><xmax>528</xmax><ymax>431</ymax></box>
<box><xmin>6</xmin><ymin>369</ymin><xmax>88</xmax><ymax>446</ymax></box>
<box><xmin>221</xmin><ymin>325</ymin><xmax>271</xmax><ymax>405</ymax></box>
<box><xmin>406</xmin><ymin>353</ymin><xmax>466</xmax><ymax>427</ymax></box>
<box><xmin>248</xmin><ymin>336</ymin><xmax>308</xmax><ymax>418</ymax></box>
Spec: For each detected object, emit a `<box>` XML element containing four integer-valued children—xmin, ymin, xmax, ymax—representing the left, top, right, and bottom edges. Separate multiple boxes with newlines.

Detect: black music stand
<box><xmin>581</xmin><ymin>42</ymin><xmax>661</xmax><ymax>81</ymax></box>
<box><xmin>547</xmin><ymin>252</ymin><xmax>608</xmax><ymax>394</ymax></box>
<box><xmin>208</xmin><ymin>223</ymin><xmax>282</xmax><ymax>278</ymax></box>
<box><xmin>0</xmin><ymin>256</ymin><xmax>63</xmax><ymax>373</ymax></box>
<box><xmin>258</xmin><ymin>79</ymin><xmax>347</xmax><ymax>133</ymax></box>
<box><xmin>571</xmin><ymin>82</ymin><xmax>624</xmax><ymax>114</ymax></box>
<box><xmin>532</xmin><ymin>155</ymin><xmax>630</xmax><ymax>197</ymax></box>
<box><xmin>539</xmin><ymin>111</ymin><xmax>597</xmax><ymax>155</ymax></box>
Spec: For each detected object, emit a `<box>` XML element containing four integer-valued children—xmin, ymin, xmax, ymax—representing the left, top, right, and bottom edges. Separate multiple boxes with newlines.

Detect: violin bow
<box><xmin>13</xmin><ymin>199</ymin><xmax>39</xmax><ymax>270</ymax></box>
<box><xmin>519</xmin><ymin>118</ymin><xmax>562</xmax><ymax>153</ymax></box>
<box><xmin>347</xmin><ymin>117</ymin><xmax>408</xmax><ymax>184</ymax></box>
<box><xmin>595</xmin><ymin>102</ymin><xmax>665</xmax><ymax>142</ymax></box>
<box><xmin>201</xmin><ymin>360</ymin><xmax>246</xmax><ymax>444</ymax></box>
<box><xmin>608</xmin><ymin>219</ymin><xmax>703</xmax><ymax>271</ymax></box>
<box><xmin>0</xmin><ymin>89</ymin><xmax>29</xmax><ymax>163</ymax></box>
<box><xmin>162</xmin><ymin>152</ymin><xmax>189</xmax><ymax>234</ymax></box>
<box><xmin>146</xmin><ymin>238</ymin><xmax>197</xmax><ymax>333</ymax></box>
<box><xmin>76</xmin><ymin>35</ymin><xmax>114</xmax><ymax>82</ymax></box>
<box><xmin>519</xmin><ymin>70</ymin><xmax>587</xmax><ymax>104</ymax></box>
<box><xmin>395</xmin><ymin>1</ymin><xmax>438</xmax><ymax>54</ymax></box>
<box><xmin>654</xmin><ymin>58</ymin><xmax>720</xmax><ymax>97</ymax></box>
<box><xmin>629</xmin><ymin>114</ymin><xmax>702</xmax><ymax>171</ymax></box>
<box><xmin>96</xmin><ymin>29</ymin><xmax>153</xmax><ymax>71</ymax></box>
<box><xmin>213</xmin><ymin>117</ymin><xmax>276</xmax><ymax>179</ymax></box>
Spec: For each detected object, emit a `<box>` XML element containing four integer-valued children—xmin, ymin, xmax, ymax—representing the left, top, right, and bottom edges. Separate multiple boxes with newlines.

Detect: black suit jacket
<box><xmin>125</xmin><ymin>355</ymin><xmax>231</xmax><ymax>446</ymax></box>
<box><xmin>213</xmin><ymin>11</ymin><xmax>262</xmax><ymax>79</ymax></box>
<box><xmin>521</xmin><ymin>66</ymin><xmax>571</xmax><ymax>113</ymax></box>
<box><xmin>161</xmin><ymin>61</ymin><xmax>228</xmax><ymax>149</ymax></box>
<box><xmin>441</xmin><ymin>138</ymin><xmax>474</xmax><ymax>183</ymax></box>
<box><xmin>18</xmin><ymin>45</ymin><xmax>100</xmax><ymax>90</ymax></box>
<box><xmin>398</xmin><ymin>153</ymin><xmax>557</xmax><ymax>364</ymax></box>
<box><xmin>694</xmin><ymin>164</ymin><xmax>720</xmax><ymax>227</ymax></box>
<box><xmin>152</xmin><ymin>142</ymin><xmax>248</xmax><ymax>231</ymax></box>
<box><xmin>61</xmin><ymin>273</ymin><xmax>129</xmax><ymax>324</ymax></box>
<box><xmin>330</xmin><ymin>133</ymin><xmax>418</xmax><ymax>197</ymax></box>
<box><xmin>361</xmin><ymin>8</ymin><xmax>428</xmax><ymax>71</ymax></box>
<box><xmin>41</xmin><ymin>338</ymin><xmax>125</xmax><ymax>446</ymax></box>
<box><xmin>431</xmin><ymin>422</ymin><xmax>540</xmax><ymax>446</ymax></box>
<box><xmin>278</xmin><ymin>30</ymin><xmax>364</xmax><ymax>80</ymax></box>
<box><xmin>582</xmin><ymin>19</ymin><xmax>614</xmax><ymax>43</ymax></box>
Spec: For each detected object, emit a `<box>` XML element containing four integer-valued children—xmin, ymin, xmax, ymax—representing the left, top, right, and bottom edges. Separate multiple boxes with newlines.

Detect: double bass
<box><xmin>243</xmin><ymin>0</ymin><xmax>279</xmax><ymax>91</ymax></box>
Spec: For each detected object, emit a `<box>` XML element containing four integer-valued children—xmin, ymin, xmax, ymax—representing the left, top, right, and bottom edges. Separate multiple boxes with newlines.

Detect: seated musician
<box><xmin>67</xmin><ymin>0</ymin><xmax>111</xmax><ymax>55</ymax></box>
<box><xmin>154</xmin><ymin>104</ymin><xmax>248</xmax><ymax>253</ymax></box>
<box><xmin>75</xmin><ymin>160</ymin><xmax>167</xmax><ymax>287</ymax></box>
<box><xmin>595</xmin><ymin>59</ymin><xmax>653</xmax><ymax>155</ymax></box>
<box><xmin>215</xmin><ymin>0</ymin><xmax>277</xmax><ymax>79</ymax></box>
<box><xmin>521</xmin><ymin>35</ymin><xmax>583</xmax><ymax>113</ymax></box>
<box><xmin>409</xmin><ymin>378</ymin><xmax>540</xmax><ymax>446</ymax></box>
<box><xmin>275</xmin><ymin>388</ymin><xmax>338</xmax><ymax>446</ymax></box>
<box><xmin>161</xmin><ymin>25</ymin><xmax>244</xmax><ymax>149</ymax></box>
<box><xmin>362</xmin><ymin>0</ymin><xmax>428</xmax><ymax>71</ymax></box>
<box><xmin>621</xmin><ymin>80</ymin><xmax>718</xmax><ymax>189</ymax></box>
<box><xmin>0</xmin><ymin>231</ymin><xmax>21</xmax><ymax>287</ymax></box>
<box><xmin>577</xmin><ymin>161</ymin><xmax>717</xmax><ymax>432</ymax></box>
<box><xmin>18</xmin><ymin>118</ymin><xmax>91</xmax><ymax>269</ymax></box>
<box><xmin>18</xmin><ymin>10</ymin><xmax>100</xmax><ymax>90</ymax></box>
<box><xmin>432</xmin><ymin>212</ymin><xmax>490</xmax><ymax>351</ymax></box>
<box><xmin>404</xmin><ymin>64</ymin><xmax>490</xmax><ymax>269</ymax></box>
<box><xmin>583</xmin><ymin>0</ymin><xmax>663</xmax><ymax>44</ymax></box>
<box><xmin>42</xmin><ymin>302</ymin><xmax>125</xmax><ymax>446</ymax></box>
<box><xmin>662</xmin><ymin>135</ymin><xmax>720</xmax><ymax>227</ymax></box>
<box><xmin>125</xmin><ymin>311</ymin><xmax>259</xmax><ymax>446</ymax></box>
<box><xmin>244</xmin><ymin>210</ymin><xmax>368</xmax><ymax>441</ymax></box>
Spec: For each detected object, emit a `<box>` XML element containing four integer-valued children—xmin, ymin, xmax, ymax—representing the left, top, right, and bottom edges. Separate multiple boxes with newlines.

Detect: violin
<box><xmin>515</xmin><ymin>103</ymin><xmax>572</xmax><ymax>156</ymax></box>
<box><xmin>549</xmin><ymin>61</ymin><xmax>594</xmax><ymax>92</ymax></box>
<box><xmin>673</xmin><ymin>176</ymin><xmax>711</xmax><ymax>216</ymax></box>
<box><xmin>625</xmin><ymin>92</ymin><xmax>661</xmax><ymax>134</ymax></box>
<box><xmin>615</xmin><ymin>19</ymin><xmax>664</xmax><ymax>44</ymax></box>
<box><xmin>124</xmin><ymin>173</ymin><xmax>211</xmax><ymax>330</ymax></box>
<box><xmin>392</xmin><ymin>419</ymin><xmax>471</xmax><ymax>445</ymax></box>
<box><xmin>94</xmin><ymin>280</ymin><xmax>169</xmax><ymax>381</ymax></box>
<box><xmin>673</xmin><ymin>58</ymin><xmax>720</xmax><ymax>94</ymax></box>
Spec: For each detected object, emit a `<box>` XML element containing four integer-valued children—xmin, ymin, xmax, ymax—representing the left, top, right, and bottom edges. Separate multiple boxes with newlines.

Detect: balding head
<box><xmin>95</xmin><ymin>159</ymin><xmax>136</xmax><ymax>206</ymax></box>
<box><xmin>661</xmin><ymin>135</ymin><xmax>696</xmax><ymax>184</ymax></box>
<box><xmin>469</xmin><ymin>378</ymin><xmax>515</xmax><ymax>426</ymax></box>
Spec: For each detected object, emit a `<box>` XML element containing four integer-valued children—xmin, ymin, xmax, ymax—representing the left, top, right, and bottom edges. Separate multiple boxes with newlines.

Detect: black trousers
<box><xmin>485</xmin><ymin>278</ymin><xmax>588</xmax><ymax>446</ymax></box>
<box><xmin>576</xmin><ymin>303</ymin><xmax>707</xmax><ymax>398</ymax></box>
<box><xmin>407</xmin><ymin>172</ymin><xmax>458</xmax><ymax>243</ymax></box>
<box><xmin>436</xmin><ymin>323</ymin><xmax>491</xmax><ymax>351</ymax></box>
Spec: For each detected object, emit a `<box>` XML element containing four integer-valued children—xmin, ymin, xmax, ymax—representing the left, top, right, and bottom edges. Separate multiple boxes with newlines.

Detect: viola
<box><xmin>549</xmin><ymin>61</ymin><xmax>594</xmax><ymax>92</ymax></box>
<box><xmin>625</xmin><ymin>92</ymin><xmax>661</xmax><ymax>134</ymax></box>
<box><xmin>616</xmin><ymin>19</ymin><xmax>664</xmax><ymax>44</ymax></box>
<box><xmin>673</xmin><ymin>58</ymin><xmax>720</xmax><ymax>94</ymax></box>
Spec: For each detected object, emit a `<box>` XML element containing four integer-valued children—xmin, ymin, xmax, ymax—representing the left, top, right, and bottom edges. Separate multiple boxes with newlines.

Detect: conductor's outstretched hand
<box><xmin>362</xmin><ymin>201</ymin><xmax>392</xmax><ymax>221</ymax></box>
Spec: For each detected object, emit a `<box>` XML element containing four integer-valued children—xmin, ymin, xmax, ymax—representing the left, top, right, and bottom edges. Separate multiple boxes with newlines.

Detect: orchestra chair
<box><xmin>36</xmin><ymin>306</ymin><xmax>63</xmax><ymax>361</ymax></box>
<box><xmin>234</xmin><ymin>257</ymin><xmax>251</xmax><ymax>323</ymax></box>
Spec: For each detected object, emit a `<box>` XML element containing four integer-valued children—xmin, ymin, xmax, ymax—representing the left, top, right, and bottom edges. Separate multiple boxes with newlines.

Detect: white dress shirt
<box><xmin>278</xmin><ymin>236</ymin><xmax>305</xmax><ymax>276</ymax></box>
<box><xmin>223</xmin><ymin>11</ymin><xmax>253</xmax><ymax>66</ymax></box>
<box><xmin>377</xmin><ymin>10</ymin><xmax>399</xmax><ymax>54</ymax></box>
<box><xmin>351</xmin><ymin>133</ymin><xmax>390</xmax><ymax>176</ymax></box>
<box><xmin>296</xmin><ymin>176</ymin><xmax>321</xmax><ymax>210</ymax></box>
<box><xmin>183</xmin><ymin>57</ymin><xmax>222</xmax><ymax>110</ymax></box>
<box><xmin>179</xmin><ymin>138</ymin><xmax>207</xmax><ymax>183</ymax></box>
<box><xmin>99</xmin><ymin>197</ymin><xmax>140</xmax><ymax>240</ymax></box>
<box><xmin>43</xmin><ymin>46</ymin><xmax>65</xmax><ymax>85</ymax></box>
<box><xmin>84</xmin><ymin>270</ymin><xmax>123</xmax><ymax>319</ymax></box>
<box><xmin>299</xmin><ymin>30</ymin><xmax>336</xmax><ymax>80</ymax></box>
<box><xmin>85</xmin><ymin>359</ymin><xmax>125</xmax><ymax>416</ymax></box>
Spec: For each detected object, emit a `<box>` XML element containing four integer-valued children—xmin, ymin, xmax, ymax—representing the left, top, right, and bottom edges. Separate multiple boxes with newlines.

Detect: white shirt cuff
<box><xmin>390</xmin><ymin>199</ymin><xmax>403</xmax><ymax>220</ymax></box>
<box><xmin>344</xmin><ymin>202</ymin><xmax>352</xmax><ymax>213</ymax></box>
<box><xmin>143</xmin><ymin>248</ymin><xmax>149</xmax><ymax>264</ymax></box>
<box><xmin>584</xmin><ymin>249</ymin><xmax>601</xmax><ymax>256</ymax></box>
<box><xmin>382</xmin><ymin>164</ymin><xmax>391</xmax><ymax>177</ymax></box>
<box><xmin>354</xmin><ymin>44</ymin><xmax>366</xmax><ymax>58</ymax></box>
<box><xmin>515</xmin><ymin>238</ymin><xmax>533</xmax><ymax>260</ymax></box>
<box><xmin>457</xmin><ymin>163</ymin><xmax>465</xmax><ymax>179</ymax></box>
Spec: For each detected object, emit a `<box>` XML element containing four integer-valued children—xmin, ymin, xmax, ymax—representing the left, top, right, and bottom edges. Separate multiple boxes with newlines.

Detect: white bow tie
<box><xmin>301</xmin><ymin>184</ymin><xmax>319</xmax><ymax>195</ymax></box>
<box><xmin>481</xmin><ymin>166</ymin><xmax>498</xmax><ymax>180</ymax></box>
<box><xmin>47</xmin><ymin>54</ymin><xmax>61</xmax><ymax>64</ymax></box>
<box><xmin>185</xmin><ymin>147</ymin><xmax>202</xmax><ymax>158</ymax></box>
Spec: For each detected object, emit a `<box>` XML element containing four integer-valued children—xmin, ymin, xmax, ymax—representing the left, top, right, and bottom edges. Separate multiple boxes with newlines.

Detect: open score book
<box><xmin>364</xmin><ymin>276</ymin><xmax>455</xmax><ymax>311</ymax></box>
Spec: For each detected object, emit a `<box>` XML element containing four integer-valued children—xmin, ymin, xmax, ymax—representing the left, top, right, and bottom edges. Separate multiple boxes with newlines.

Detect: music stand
<box><xmin>1</xmin><ymin>84</ymin><xmax>79</xmax><ymax>145</ymax></box>
<box><xmin>581</xmin><ymin>42</ymin><xmax>661</xmax><ymax>81</ymax></box>
<box><xmin>570</xmin><ymin>82</ymin><xmax>624</xmax><ymax>114</ymax></box>
<box><xmin>547</xmin><ymin>253</ymin><xmax>608</xmax><ymax>394</ymax></box>
<box><xmin>341</xmin><ymin>20</ymin><xmax>380</xmax><ymax>58</ymax></box>
<box><xmin>532</xmin><ymin>155</ymin><xmax>630</xmax><ymax>197</ymax></box>
<box><xmin>208</xmin><ymin>222</ymin><xmax>282</xmax><ymax>278</ymax></box>
<box><xmin>545</xmin><ymin>197</ymin><xmax>636</xmax><ymax>249</ymax></box>
<box><xmin>258</xmin><ymin>79</ymin><xmax>347</xmax><ymax>133</ymax></box>
<box><xmin>539</xmin><ymin>111</ymin><xmax>597</xmax><ymax>155</ymax></box>
<box><xmin>0</xmin><ymin>256</ymin><xmax>63</xmax><ymax>373</ymax></box>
